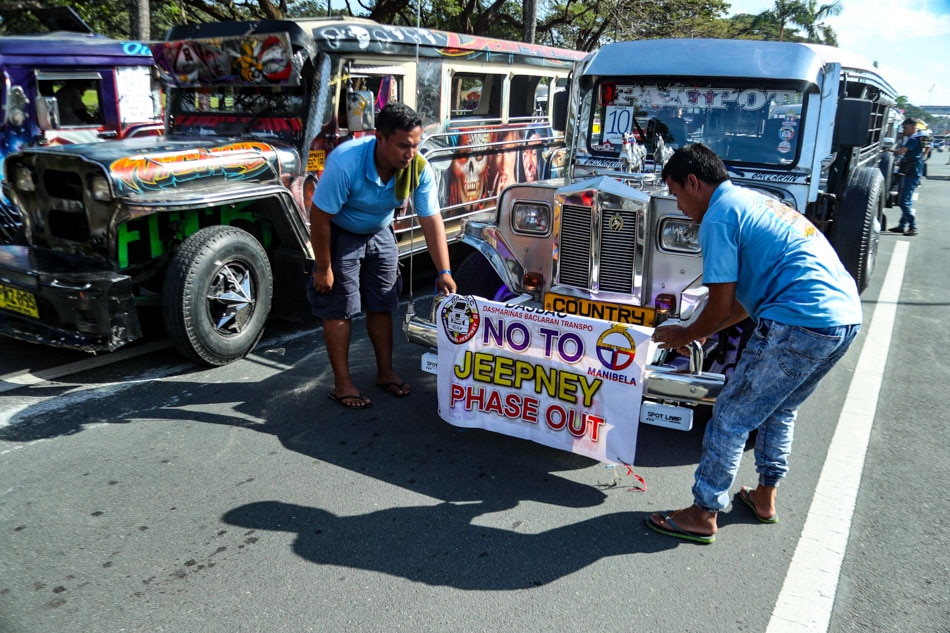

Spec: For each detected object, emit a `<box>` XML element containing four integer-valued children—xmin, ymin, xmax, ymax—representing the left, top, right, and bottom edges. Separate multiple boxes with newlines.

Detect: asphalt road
<box><xmin>0</xmin><ymin>163</ymin><xmax>947</xmax><ymax>633</ymax></box>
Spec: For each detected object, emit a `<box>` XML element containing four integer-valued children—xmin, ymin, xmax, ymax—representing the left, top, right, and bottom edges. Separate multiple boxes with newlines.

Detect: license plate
<box><xmin>0</xmin><ymin>282</ymin><xmax>39</xmax><ymax>319</ymax></box>
<box><xmin>544</xmin><ymin>292</ymin><xmax>655</xmax><ymax>327</ymax></box>
<box><xmin>421</xmin><ymin>351</ymin><xmax>438</xmax><ymax>375</ymax></box>
<box><xmin>640</xmin><ymin>401</ymin><xmax>694</xmax><ymax>431</ymax></box>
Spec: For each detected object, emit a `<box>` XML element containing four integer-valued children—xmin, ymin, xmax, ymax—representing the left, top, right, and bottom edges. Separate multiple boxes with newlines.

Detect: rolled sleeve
<box><xmin>700</xmin><ymin>220</ymin><xmax>739</xmax><ymax>284</ymax></box>
<box><xmin>412</xmin><ymin>162</ymin><xmax>441</xmax><ymax>218</ymax></box>
<box><xmin>312</xmin><ymin>156</ymin><xmax>351</xmax><ymax>216</ymax></box>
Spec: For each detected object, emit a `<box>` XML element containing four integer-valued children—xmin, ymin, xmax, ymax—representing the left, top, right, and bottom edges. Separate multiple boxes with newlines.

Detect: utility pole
<box><xmin>131</xmin><ymin>0</ymin><xmax>150</xmax><ymax>39</ymax></box>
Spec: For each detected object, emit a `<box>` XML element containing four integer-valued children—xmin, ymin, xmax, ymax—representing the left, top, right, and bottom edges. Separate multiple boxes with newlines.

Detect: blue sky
<box><xmin>726</xmin><ymin>0</ymin><xmax>950</xmax><ymax>106</ymax></box>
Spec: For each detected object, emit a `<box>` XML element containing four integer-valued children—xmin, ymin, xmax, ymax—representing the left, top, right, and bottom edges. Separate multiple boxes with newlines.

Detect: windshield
<box><xmin>588</xmin><ymin>81</ymin><xmax>806</xmax><ymax>166</ymax></box>
<box><xmin>169</xmin><ymin>84</ymin><xmax>306</xmax><ymax>141</ymax></box>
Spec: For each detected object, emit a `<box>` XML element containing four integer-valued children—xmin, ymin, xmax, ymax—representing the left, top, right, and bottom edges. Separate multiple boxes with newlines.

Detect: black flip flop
<box><xmin>645</xmin><ymin>512</ymin><xmax>716</xmax><ymax>544</ymax></box>
<box><xmin>328</xmin><ymin>392</ymin><xmax>372</xmax><ymax>409</ymax></box>
<box><xmin>738</xmin><ymin>487</ymin><xmax>779</xmax><ymax>524</ymax></box>
<box><xmin>376</xmin><ymin>381</ymin><xmax>411</xmax><ymax>397</ymax></box>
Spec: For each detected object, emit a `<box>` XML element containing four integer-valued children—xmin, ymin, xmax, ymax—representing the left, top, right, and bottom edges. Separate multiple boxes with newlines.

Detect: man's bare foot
<box><xmin>646</xmin><ymin>505</ymin><xmax>717</xmax><ymax>544</ymax></box>
<box><xmin>376</xmin><ymin>371</ymin><xmax>410</xmax><ymax>397</ymax></box>
<box><xmin>738</xmin><ymin>485</ymin><xmax>778</xmax><ymax>523</ymax></box>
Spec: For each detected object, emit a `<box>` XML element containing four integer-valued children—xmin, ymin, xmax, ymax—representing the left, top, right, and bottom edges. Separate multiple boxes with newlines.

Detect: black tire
<box><xmin>455</xmin><ymin>252</ymin><xmax>514</xmax><ymax>301</ymax></box>
<box><xmin>829</xmin><ymin>166</ymin><xmax>884</xmax><ymax>294</ymax></box>
<box><xmin>163</xmin><ymin>225</ymin><xmax>273</xmax><ymax>366</ymax></box>
<box><xmin>879</xmin><ymin>152</ymin><xmax>895</xmax><ymax>208</ymax></box>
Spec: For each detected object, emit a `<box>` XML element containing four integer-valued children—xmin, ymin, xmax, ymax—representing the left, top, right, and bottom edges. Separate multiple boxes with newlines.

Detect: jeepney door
<box><xmin>806</xmin><ymin>62</ymin><xmax>841</xmax><ymax>202</ymax></box>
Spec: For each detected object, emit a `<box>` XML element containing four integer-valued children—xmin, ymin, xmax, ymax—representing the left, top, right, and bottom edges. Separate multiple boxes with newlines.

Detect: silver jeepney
<box><xmin>406</xmin><ymin>38</ymin><xmax>897</xmax><ymax>430</ymax></box>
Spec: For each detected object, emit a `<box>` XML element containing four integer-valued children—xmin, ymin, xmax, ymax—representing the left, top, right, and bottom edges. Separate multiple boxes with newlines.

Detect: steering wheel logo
<box><xmin>595</xmin><ymin>323</ymin><xmax>637</xmax><ymax>371</ymax></box>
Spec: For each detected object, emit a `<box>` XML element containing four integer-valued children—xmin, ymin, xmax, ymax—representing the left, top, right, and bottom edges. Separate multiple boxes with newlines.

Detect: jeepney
<box><xmin>405</xmin><ymin>38</ymin><xmax>897</xmax><ymax>430</ymax></box>
<box><xmin>0</xmin><ymin>18</ymin><xmax>582</xmax><ymax>365</ymax></box>
<box><xmin>0</xmin><ymin>14</ymin><xmax>163</xmax><ymax>243</ymax></box>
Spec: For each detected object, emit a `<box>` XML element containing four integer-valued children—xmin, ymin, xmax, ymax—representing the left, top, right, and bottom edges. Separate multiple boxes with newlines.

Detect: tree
<box><xmin>758</xmin><ymin>0</ymin><xmax>804</xmax><ymax>42</ymax></box>
<box><xmin>791</xmin><ymin>0</ymin><xmax>842</xmax><ymax>44</ymax></box>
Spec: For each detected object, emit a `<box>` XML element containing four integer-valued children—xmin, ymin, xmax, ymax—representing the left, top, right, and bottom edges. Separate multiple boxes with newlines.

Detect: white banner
<box><xmin>436</xmin><ymin>295</ymin><xmax>651</xmax><ymax>465</ymax></box>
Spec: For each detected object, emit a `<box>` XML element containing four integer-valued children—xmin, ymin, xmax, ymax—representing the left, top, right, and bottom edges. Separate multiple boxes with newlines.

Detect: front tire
<box><xmin>829</xmin><ymin>166</ymin><xmax>884</xmax><ymax>294</ymax></box>
<box><xmin>455</xmin><ymin>252</ymin><xmax>515</xmax><ymax>301</ymax></box>
<box><xmin>879</xmin><ymin>152</ymin><xmax>895</xmax><ymax>208</ymax></box>
<box><xmin>163</xmin><ymin>225</ymin><xmax>273</xmax><ymax>366</ymax></box>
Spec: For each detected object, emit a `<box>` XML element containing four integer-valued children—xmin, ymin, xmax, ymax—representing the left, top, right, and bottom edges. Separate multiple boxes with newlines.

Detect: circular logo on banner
<box><xmin>595</xmin><ymin>323</ymin><xmax>637</xmax><ymax>371</ymax></box>
<box><xmin>440</xmin><ymin>295</ymin><xmax>480</xmax><ymax>344</ymax></box>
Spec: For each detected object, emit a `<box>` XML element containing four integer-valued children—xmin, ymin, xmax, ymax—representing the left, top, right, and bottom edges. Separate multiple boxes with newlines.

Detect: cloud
<box><xmin>728</xmin><ymin>0</ymin><xmax>950</xmax><ymax>105</ymax></box>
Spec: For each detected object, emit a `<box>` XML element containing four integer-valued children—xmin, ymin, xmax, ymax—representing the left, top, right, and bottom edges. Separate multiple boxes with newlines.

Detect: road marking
<box><xmin>0</xmin><ymin>340</ymin><xmax>172</xmax><ymax>394</ymax></box>
<box><xmin>767</xmin><ymin>241</ymin><xmax>909</xmax><ymax>632</ymax></box>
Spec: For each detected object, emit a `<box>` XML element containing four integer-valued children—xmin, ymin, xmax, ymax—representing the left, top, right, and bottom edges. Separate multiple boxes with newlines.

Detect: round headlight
<box><xmin>90</xmin><ymin>174</ymin><xmax>112</xmax><ymax>202</ymax></box>
<box><xmin>13</xmin><ymin>165</ymin><xmax>35</xmax><ymax>192</ymax></box>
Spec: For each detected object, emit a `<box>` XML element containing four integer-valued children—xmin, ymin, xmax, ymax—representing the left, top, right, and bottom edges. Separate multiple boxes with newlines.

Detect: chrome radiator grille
<box><xmin>599</xmin><ymin>208</ymin><xmax>637</xmax><ymax>292</ymax></box>
<box><xmin>557</xmin><ymin>204</ymin><xmax>593</xmax><ymax>287</ymax></box>
<box><xmin>557</xmin><ymin>204</ymin><xmax>638</xmax><ymax>293</ymax></box>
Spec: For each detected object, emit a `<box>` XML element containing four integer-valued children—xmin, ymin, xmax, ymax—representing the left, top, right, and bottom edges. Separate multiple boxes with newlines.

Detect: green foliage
<box><xmin>0</xmin><ymin>0</ymin><xmax>934</xmax><ymax>115</ymax></box>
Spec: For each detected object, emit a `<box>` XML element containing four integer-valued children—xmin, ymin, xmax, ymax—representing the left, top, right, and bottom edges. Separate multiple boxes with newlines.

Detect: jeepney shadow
<box><xmin>631</xmin><ymin>411</ymin><xmax>710</xmax><ymax>468</ymax></box>
<box><xmin>222</xmin><ymin>500</ymin><xmax>674</xmax><ymax>589</ymax></box>
<box><xmin>0</xmin><ymin>314</ymin><xmax>613</xmax><ymax>511</ymax></box>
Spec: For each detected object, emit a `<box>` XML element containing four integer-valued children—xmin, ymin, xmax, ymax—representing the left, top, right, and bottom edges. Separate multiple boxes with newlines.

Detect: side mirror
<box><xmin>346</xmin><ymin>90</ymin><xmax>375</xmax><ymax>131</ymax></box>
<box><xmin>3</xmin><ymin>85</ymin><xmax>29</xmax><ymax>127</ymax></box>
<box><xmin>36</xmin><ymin>96</ymin><xmax>61</xmax><ymax>130</ymax></box>
<box><xmin>551</xmin><ymin>89</ymin><xmax>568</xmax><ymax>132</ymax></box>
<box><xmin>833</xmin><ymin>98</ymin><xmax>872</xmax><ymax>147</ymax></box>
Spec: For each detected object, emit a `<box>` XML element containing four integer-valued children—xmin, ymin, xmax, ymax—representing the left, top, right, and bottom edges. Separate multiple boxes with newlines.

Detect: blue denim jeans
<box><xmin>692</xmin><ymin>319</ymin><xmax>860</xmax><ymax>512</ymax></box>
<box><xmin>897</xmin><ymin>174</ymin><xmax>920</xmax><ymax>230</ymax></box>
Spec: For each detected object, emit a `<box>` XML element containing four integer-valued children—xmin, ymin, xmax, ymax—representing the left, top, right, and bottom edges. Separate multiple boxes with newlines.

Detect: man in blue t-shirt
<box><xmin>646</xmin><ymin>144</ymin><xmax>862</xmax><ymax>544</ymax></box>
<box><xmin>887</xmin><ymin>118</ymin><xmax>925</xmax><ymax>236</ymax></box>
<box><xmin>309</xmin><ymin>103</ymin><xmax>456</xmax><ymax>409</ymax></box>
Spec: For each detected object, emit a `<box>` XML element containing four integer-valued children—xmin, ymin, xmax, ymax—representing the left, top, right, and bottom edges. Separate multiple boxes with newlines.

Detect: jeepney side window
<box><xmin>49</xmin><ymin>77</ymin><xmax>102</xmax><ymax>126</ymax></box>
<box><xmin>451</xmin><ymin>73</ymin><xmax>503</xmax><ymax>120</ymax></box>
<box><xmin>509</xmin><ymin>74</ymin><xmax>547</xmax><ymax>120</ymax></box>
<box><xmin>338</xmin><ymin>73</ymin><xmax>402</xmax><ymax>129</ymax></box>
<box><xmin>115</xmin><ymin>65</ymin><xmax>163</xmax><ymax>123</ymax></box>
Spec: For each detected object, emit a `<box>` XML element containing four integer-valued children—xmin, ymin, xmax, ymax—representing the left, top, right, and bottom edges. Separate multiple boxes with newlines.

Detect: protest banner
<box><xmin>436</xmin><ymin>295</ymin><xmax>651</xmax><ymax>464</ymax></box>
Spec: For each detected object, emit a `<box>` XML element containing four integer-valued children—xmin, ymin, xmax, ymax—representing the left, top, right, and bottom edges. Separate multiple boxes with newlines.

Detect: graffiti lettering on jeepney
<box><xmin>440</xmin><ymin>33</ymin><xmax>579</xmax><ymax>61</ymax></box>
<box><xmin>150</xmin><ymin>34</ymin><xmax>293</xmax><ymax>87</ymax></box>
<box><xmin>235</xmin><ymin>36</ymin><xmax>293</xmax><ymax>83</ymax></box>
<box><xmin>620</xmin><ymin>86</ymin><xmax>799</xmax><ymax>111</ymax></box>
<box><xmin>110</xmin><ymin>142</ymin><xmax>275</xmax><ymax>195</ymax></box>
<box><xmin>311</xmin><ymin>24</ymin><xmax>583</xmax><ymax>65</ymax></box>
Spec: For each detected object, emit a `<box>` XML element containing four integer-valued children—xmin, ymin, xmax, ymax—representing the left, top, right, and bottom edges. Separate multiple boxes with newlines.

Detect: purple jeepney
<box><xmin>0</xmin><ymin>15</ymin><xmax>162</xmax><ymax>242</ymax></box>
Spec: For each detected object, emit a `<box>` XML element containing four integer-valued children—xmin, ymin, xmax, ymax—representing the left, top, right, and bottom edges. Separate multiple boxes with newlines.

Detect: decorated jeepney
<box><xmin>405</xmin><ymin>39</ymin><xmax>897</xmax><ymax>457</ymax></box>
<box><xmin>0</xmin><ymin>8</ymin><xmax>163</xmax><ymax>243</ymax></box>
<box><xmin>0</xmin><ymin>18</ymin><xmax>582</xmax><ymax>365</ymax></box>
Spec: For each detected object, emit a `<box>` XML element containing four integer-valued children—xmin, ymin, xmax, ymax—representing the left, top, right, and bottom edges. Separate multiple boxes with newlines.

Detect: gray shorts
<box><xmin>306</xmin><ymin>224</ymin><xmax>401</xmax><ymax>320</ymax></box>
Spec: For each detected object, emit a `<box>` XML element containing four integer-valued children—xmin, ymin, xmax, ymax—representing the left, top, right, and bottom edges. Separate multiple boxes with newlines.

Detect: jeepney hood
<box><xmin>4</xmin><ymin>135</ymin><xmax>298</xmax><ymax>259</ymax></box>
<box><xmin>10</xmin><ymin>135</ymin><xmax>296</xmax><ymax>197</ymax></box>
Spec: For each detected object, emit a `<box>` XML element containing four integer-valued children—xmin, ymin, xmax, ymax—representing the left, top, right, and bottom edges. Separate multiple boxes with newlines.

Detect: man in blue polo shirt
<box><xmin>887</xmin><ymin>117</ymin><xmax>925</xmax><ymax>236</ymax></box>
<box><xmin>309</xmin><ymin>103</ymin><xmax>456</xmax><ymax>409</ymax></box>
<box><xmin>646</xmin><ymin>144</ymin><xmax>862</xmax><ymax>544</ymax></box>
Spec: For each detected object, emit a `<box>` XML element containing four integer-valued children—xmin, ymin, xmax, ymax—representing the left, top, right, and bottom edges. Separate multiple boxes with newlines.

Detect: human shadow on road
<box><xmin>1</xmin><ymin>315</ymin><xmax>692</xmax><ymax>587</ymax></box>
<box><xmin>223</xmin><ymin>500</ymin><xmax>673</xmax><ymax>589</ymax></box>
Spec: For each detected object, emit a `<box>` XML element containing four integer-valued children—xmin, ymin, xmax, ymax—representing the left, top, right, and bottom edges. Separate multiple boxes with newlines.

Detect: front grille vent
<box><xmin>598</xmin><ymin>209</ymin><xmax>637</xmax><ymax>293</ymax></box>
<box><xmin>42</xmin><ymin>170</ymin><xmax>89</xmax><ymax>241</ymax></box>
<box><xmin>43</xmin><ymin>170</ymin><xmax>83</xmax><ymax>201</ymax></box>
<box><xmin>557</xmin><ymin>204</ymin><xmax>592</xmax><ymax>288</ymax></box>
<box><xmin>557</xmin><ymin>204</ymin><xmax>638</xmax><ymax>293</ymax></box>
